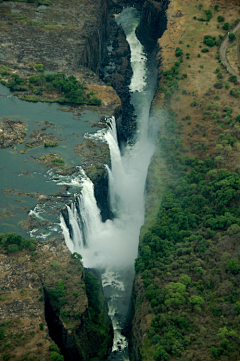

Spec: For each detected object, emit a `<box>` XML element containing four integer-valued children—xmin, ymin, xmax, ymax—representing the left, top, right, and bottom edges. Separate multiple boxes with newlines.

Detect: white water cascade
<box><xmin>60</xmin><ymin>7</ymin><xmax>158</xmax><ymax>360</ymax></box>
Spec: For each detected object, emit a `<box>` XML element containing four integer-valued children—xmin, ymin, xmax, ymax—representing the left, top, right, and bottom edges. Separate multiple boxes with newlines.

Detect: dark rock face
<box><xmin>40</xmin><ymin>241</ymin><xmax>113</xmax><ymax>361</ymax></box>
<box><xmin>44</xmin><ymin>290</ymin><xmax>113</xmax><ymax>361</ymax></box>
<box><xmin>93</xmin><ymin>167</ymin><xmax>113</xmax><ymax>221</ymax></box>
<box><xmin>77</xmin><ymin>0</ymin><xmax>109</xmax><ymax>73</ymax></box>
<box><xmin>136</xmin><ymin>0</ymin><xmax>168</xmax><ymax>51</ymax></box>
<box><xmin>0</xmin><ymin>0</ymin><xmax>109</xmax><ymax>74</ymax></box>
<box><xmin>101</xmin><ymin>20</ymin><xmax>135</xmax><ymax>143</ymax></box>
<box><xmin>0</xmin><ymin>239</ymin><xmax>112</xmax><ymax>360</ymax></box>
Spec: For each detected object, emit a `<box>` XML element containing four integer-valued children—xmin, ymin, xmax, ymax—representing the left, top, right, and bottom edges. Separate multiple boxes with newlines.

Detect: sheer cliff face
<box><xmin>0</xmin><ymin>239</ymin><xmax>112</xmax><ymax>360</ymax></box>
<box><xmin>0</xmin><ymin>0</ymin><xmax>108</xmax><ymax>73</ymax></box>
<box><xmin>136</xmin><ymin>0</ymin><xmax>168</xmax><ymax>51</ymax></box>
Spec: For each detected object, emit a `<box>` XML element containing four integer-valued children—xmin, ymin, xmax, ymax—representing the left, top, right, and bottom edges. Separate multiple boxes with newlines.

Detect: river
<box><xmin>60</xmin><ymin>7</ymin><xmax>158</xmax><ymax>360</ymax></box>
<box><xmin>0</xmin><ymin>84</ymin><xmax>102</xmax><ymax>238</ymax></box>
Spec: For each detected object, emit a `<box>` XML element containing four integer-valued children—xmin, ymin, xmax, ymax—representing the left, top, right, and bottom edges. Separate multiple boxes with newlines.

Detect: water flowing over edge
<box><xmin>60</xmin><ymin>7</ymin><xmax>158</xmax><ymax>360</ymax></box>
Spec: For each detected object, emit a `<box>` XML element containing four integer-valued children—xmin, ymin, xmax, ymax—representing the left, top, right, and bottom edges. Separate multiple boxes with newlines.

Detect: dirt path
<box><xmin>219</xmin><ymin>22</ymin><xmax>240</xmax><ymax>81</ymax></box>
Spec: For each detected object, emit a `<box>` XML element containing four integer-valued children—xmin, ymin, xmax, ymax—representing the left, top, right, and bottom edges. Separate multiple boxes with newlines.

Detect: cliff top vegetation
<box><xmin>133</xmin><ymin>0</ymin><xmax>240</xmax><ymax>360</ymax></box>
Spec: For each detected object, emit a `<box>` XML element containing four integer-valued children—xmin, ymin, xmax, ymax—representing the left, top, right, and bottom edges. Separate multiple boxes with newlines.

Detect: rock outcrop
<box><xmin>136</xmin><ymin>0</ymin><xmax>168</xmax><ymax>51</ymax></box>
<box><xmin>0</xmin><ymin>0</ymin><xmax>108</xmax><ymax>74</ymax></box>
<box><xmin>0</xmin><ymin>238</ymin><xmax>112</xmax><ymax>360</ymax></box>
<box><xmin>102</xmin><ymin>23</ymin><xmax>134</xmax><ymax>142</ymax></box>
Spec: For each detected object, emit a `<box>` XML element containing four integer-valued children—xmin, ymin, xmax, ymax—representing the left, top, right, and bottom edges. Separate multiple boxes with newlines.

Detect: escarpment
<box><xmin>0</xmin><ymin>0</ymin><xmax>108</xmax><ymax>74</ymax></box>
<box><xmin>136</xmin><ymin>0</ymin><xmax>168</xmax><ymax>51</ymax></box>
<box><xmin>0</xmin><ymin>237</ymin><xmax>112</xmax><ymax>360</ymax></box>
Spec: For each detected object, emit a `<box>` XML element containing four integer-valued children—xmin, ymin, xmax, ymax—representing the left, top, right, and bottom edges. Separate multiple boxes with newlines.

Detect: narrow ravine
<box><xmin>60</xmin><ymin>7</ymin><xmax>158</xmax><ymax>360</ymax></box>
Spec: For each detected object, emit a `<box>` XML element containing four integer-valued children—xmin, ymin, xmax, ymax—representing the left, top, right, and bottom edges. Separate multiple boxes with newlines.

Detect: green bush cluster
<box><xmin>48</xmin><ymin>279</ymin><xmax>66</xmax><ymax>307</ymax></box>
<box><xmin>175</xmin><ymin>48</ymin><xmax>183</xmax><ymax>57</ymax></box>
<box><xmin>160</xmin><ymin>62</ymin><xmax>185</xmax><ymax>99</ymax></box>
<box><xmin>1</xmin><ymin>72</ymin><xmax>101</xmax><ymax>106</ymax></box>
<box><xmin>0</xmin><ymin>233</ymin><xmax>36</xmax><ymax>253</ymax></box>
<box><xmin>197</xmin><ymin>9</ymin><xmax>212</xmax><ymax>22</ymax></box>
<box><xmin>203</xmin><ymin>35</ymin><xmax>220</xmax><ymax>47</ymax></box>
<box><xmin>223</xmin><ymin>22</ymin><xmax>230</xmax><ymax>30</ymax></box>
<box><xmin>229</xmin><ymin>33</ymin><xmax>236</xmax><ymax>41</ymax></box>
<box><xmin>229</xmin><ymin>75</ymin><xmax>238</xmax><ymax>85</ymax></box>
<box><xmin>217</xmin><ymin>15</ymin><xmax>224</xmax><ymax>23</ymax></box>
<box><xmin>230</xmin><ymin>88</ymin><xmax>239</xmax><ymax>98</ymax></box>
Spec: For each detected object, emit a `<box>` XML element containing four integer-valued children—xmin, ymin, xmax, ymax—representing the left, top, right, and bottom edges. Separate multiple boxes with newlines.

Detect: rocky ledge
<box><xmin>0</xmin><ymin>237</ymin><xmax>112</xmax><ymax>360</ymax></box>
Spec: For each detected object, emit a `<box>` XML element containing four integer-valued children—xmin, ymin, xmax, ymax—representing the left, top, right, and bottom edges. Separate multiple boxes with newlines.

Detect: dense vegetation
<box><xmin>136</xmin><ymin>153</ymin><xmax>240</xmax><ymax>360</ymax></box>
<box><xmin>0</xmin><ymin>68</ymin><xmax>101</xmax><ymax>106</ymax></box>
<box><xmin>0</xmin><ymin>233</ymin><xmax>36</xmax><ymax>253</ymax></box>
<box><xmin>134</xmin><ymin>11</ymin><xmax>240</xmax><ymax>358</ymax></box>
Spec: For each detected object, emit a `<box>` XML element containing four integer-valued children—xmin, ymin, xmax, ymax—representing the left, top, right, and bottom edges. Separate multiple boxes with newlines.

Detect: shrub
<box><xmin>0</xmin><ymin>327</ymin><xmax>5</xmax><ymax>340</ymax></box>
<box><xmin>3</xmin><ymin>355</ymin><xmax>10</xmax><ymax>361</ymax></box>
<box><xmin>201</xmin><ymin>48</ymin><xmax>209</xmax><ymax>53</ymax></box>
<box><xmin>7</xmin><ymin>244</ymin><xmax>19</xmax><ymax>253</ymax></box>
<box><xmin>88</xmin><ymin>96</ymin><xmax>101</xmax><ymax>106</ymax></box>
<box><xmin>230</xmin><ymin>88</ymin><xmax>239</xmax><ymax>98</ymax></box>
<box><xmin>154</xmin><ymin>346</ymin><xmax>170</xmax><ymax>361</ymax></box>
<box><xmin>175</xmin><ymin>47</ymin><xmax>183</xmax><ymax>57</ymax></box>
<box><xmin>51</xmin><ymin>158</ymin><xmax>65</xmax><ymax>166</ymax></box>
<box><xmin>211</xmin><ymin>347</ymin><xmax>220</xmax><ymax>358</ymax></box>
<box><xmin>189</xmin><ymin>295</ymin><xmax>205</xmax><ymax>311</ymax></box>
<box><xmin>49</xmin><ymin>344</ymin><xmax>60</xmax><ymax>353</ymax></box>
<box><xmin>35</xmin><ymin>64</ymin><xmax>44</xmax><ymax>72</ymax></box>
<box><xmin>214</xmin><ymin>82</ymin><xmax>223</xmax><ymax>89</ymax></box>
<box><xmin>71</xmin><ymin>252</ymin><xmax>82</xmax><ymax>259</ymax></box>
<box><xmin>29</xmin><ymin>75</ymin><xmax>40</xmax><ymax>85</ymax></box>
<box><xmin>234</xmin><ymin>301</ymin><xmax>240</xmax><ymax>314</ymax></box>
<box><xmin>44</xmin><ymin>141</ymin><xmax>59</xmax><ymax>147</ymax></box>
<box><xmin>50</xmin><ymin>352</ymin><xmax>64</xmax><ymax>361</ymax></box>
<box><xmin>222</xmin><ymin>105</ymin><xmax>232</xmax><ymax>114</ymax></box>
<box><xmin>48</xmin><ymin>279</ymin><xmax>66</xmax><ymax>307</ymax></box>
<box><xmin>236</xmin><ymin>115</ymin><xmax>240</xmax><ymax>122</ymax></box>
<box><xmin>225</xmin><ymin>258</ymin><xmax>240</xmax><ymax>273</ymax></box>
<box><xmin>229</xmin><ymin>33</ymin><xmax>236</xmax><ymax>41</ymax></box>
<box><xmin>205</xmin><ymin>9</ymin><xmax>212</xmax><ymax>21</ymax></box>
<box><xmin>203</xmin><ymin>35</ymin><xmax>216</xmax><ymax>47</ymax></box>
<box><xmin>225</xmin><ymin>82</ymin><xmax>230</xmax><ymax>89</ymax></box>
<box><xmin>0</xmin><ymin>233</ymin><xmax>36</xmax><ymax>253</ymax></box>
<box><xmin>229</xmin><ymin>75</ymin><xmax>238</xmax><ymax>84</ymax></box>
<box><xmin>217</xmin><ymin>15</ymin><xmax>224</xmax><ymax>22</ymax></box>
<box><xmin>223</xmin><ymin>22</ymin><xmax>229</xmax><ymax>30</ymax></box>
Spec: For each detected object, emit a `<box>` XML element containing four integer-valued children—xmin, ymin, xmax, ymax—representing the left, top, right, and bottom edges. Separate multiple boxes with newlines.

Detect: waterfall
<box><xmin>60</xmin><ymin>7</ymin><xmax>158</xmax><ymax>360</ymax></box>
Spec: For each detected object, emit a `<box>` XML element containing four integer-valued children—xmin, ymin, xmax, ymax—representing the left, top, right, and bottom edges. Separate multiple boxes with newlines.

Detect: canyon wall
<box><xmin>0</xmin><ymin>238</ymin><xmax>113</xmax><ymax>360</ymax></box>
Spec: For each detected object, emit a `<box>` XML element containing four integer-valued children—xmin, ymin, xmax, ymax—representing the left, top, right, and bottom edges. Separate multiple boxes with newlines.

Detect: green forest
<box><xmin>134</xmin><ymin>112</ymin><xmax>240</xmax><ymax>360</ymax></box>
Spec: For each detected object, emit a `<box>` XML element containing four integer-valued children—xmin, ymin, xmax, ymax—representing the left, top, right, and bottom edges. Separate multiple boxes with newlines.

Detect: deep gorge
<box><xmin>2</xmin><ymin>0</ymin><xmax>240</xmax><ymax>360</ymax></box>
<box><xmin>0</xmin><ymin>0</ymin><xmax>168</xmax><ymax>359</ymax></box>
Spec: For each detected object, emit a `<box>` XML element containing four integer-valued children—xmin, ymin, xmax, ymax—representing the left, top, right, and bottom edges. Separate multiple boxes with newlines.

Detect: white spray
<box><xmin>60</xmin><ymin>7</ymin><xmax>158</xmax><ymax>359</ymax></box>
